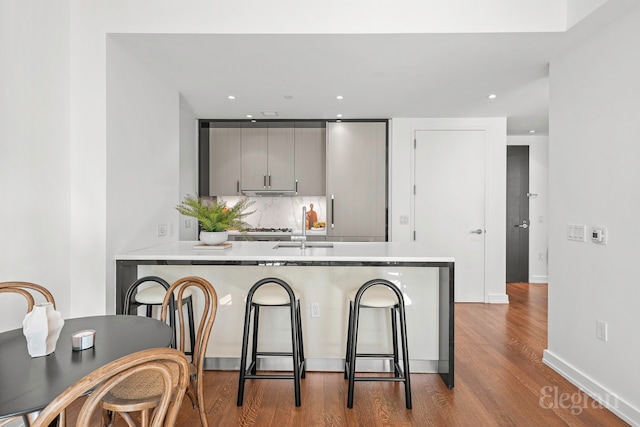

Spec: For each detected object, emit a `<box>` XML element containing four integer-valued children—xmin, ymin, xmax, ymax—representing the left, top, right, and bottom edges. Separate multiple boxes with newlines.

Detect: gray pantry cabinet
<box><xmin>326</xmin><ymin>121</ymin><xmax>387</xmax><ymax>242</ymax></box>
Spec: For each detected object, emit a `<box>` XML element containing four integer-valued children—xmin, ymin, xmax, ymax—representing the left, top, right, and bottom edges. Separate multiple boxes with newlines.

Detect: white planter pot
<box><xmin>200</xmin><ymin>230</ymin><xmax>228</xmax><ymax>245</ymax></box>
<box><xmin>22</xmin><ymin>302</ymin><xmax>65</xmax><ymax>357</ymax></box>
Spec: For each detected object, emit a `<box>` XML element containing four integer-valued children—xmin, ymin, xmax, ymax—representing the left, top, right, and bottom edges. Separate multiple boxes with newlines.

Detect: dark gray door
<box><xmin>506</xmin><ymin>146</ymin><xmax>529</xmax><ymax>282</ymax></box>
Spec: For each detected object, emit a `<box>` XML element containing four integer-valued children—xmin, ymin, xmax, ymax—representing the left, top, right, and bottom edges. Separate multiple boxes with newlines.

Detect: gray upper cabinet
<box><xmin>267</xmin><ymin>122</ymin><xmax>295</xmax><ymax>191</ymax></box>
<box><xmin>326</xmin><ymin>121</ymin><xmax>387</xmax><ymax>241</ymax></box>
<box><xmin>241</xmin><ymin>122</ymin><xmax>295</xmax><ymax>191</ymax></box>
<box><xmin>209</xmin><ymin>125</ymin><xmax>242</xmax><ymax>196</ymax></box>
<box><xmin>294</xmin><ymin>123</ymin><xmax>326</xmax><ymax>196</ymax></box>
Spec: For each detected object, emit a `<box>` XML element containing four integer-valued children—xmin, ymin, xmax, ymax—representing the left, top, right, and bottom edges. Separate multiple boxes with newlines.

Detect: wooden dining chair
<box><xmin>0</xmin><ymin>281</ymin><xmax>57</xmax><ymax>311</ymax></box>
<box><xmin>0</xmin><ymin>281</ymin><xmax>62</xmax><ymax>427</ymax></box>
<box><xmin>29</xmin><ymin>348</ymin><xmax>189</xmax><ymax>427</ymax></box>
<box><xmin>102</xmin><ymin>276</ymin><xmax>218</xmax><ymax>427</ymax></box>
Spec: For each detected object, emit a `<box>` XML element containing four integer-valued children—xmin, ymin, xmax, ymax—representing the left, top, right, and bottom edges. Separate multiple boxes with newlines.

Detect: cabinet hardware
<box><xmin>331</xmin><ymin>195</ymin><xmax>335</xmax><ymax>229</ymax></box>
<box><xmin>236</xmin><ymin>180</ymin><xmax>240</xmax><ymax>194</ymax></box>
<box><xmin>263</xmin><ymin>175</ymin><xmax>266</xmax><ymax>189</ymax></box>
<box><xmin>295</xmin><ymin>180</ymin><xmax>298</xmax><ymax>194</ymax></box>
<box><xmin>268</xmin><ymin>174</ymin><xmax>271</xmax><ymax>188</ymax></box>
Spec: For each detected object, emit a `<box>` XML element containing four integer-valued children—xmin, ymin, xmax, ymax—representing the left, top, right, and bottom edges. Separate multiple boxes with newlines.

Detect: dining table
<box><xmin>0</xmin><ymin>315</ymin><xmax>173</xmax><ymax>425</ymax></box>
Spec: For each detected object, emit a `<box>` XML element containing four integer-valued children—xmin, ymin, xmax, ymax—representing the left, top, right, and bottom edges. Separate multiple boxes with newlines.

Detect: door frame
<box><xmin>394</xmin><ymin>118</ymin><xmax>507</xmax><ymax>304</ymax></box>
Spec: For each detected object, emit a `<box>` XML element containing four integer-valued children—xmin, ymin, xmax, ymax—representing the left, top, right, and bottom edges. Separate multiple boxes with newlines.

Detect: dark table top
<box><xmin>0</xmin><ymin>315</ymin><xmax>173</xmax><ymax>419</ymax></box>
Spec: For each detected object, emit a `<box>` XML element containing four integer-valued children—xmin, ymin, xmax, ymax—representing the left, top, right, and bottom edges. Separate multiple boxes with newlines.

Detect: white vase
<box><xmin>200</xmin><ymin>230</ymin><xmax>228</xmax><ymax>245</ymax></box>
<box><xmin>22</xmin><ymin>302</ymin><xmax>65</xmax><ymax>357</ymax></box>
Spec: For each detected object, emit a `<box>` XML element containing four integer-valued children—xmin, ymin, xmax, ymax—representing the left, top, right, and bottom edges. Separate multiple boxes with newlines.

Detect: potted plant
<box><xmin>176</xmin><ymin>195</ymin><xmax>255</xmax><ymax>245</ymax></box>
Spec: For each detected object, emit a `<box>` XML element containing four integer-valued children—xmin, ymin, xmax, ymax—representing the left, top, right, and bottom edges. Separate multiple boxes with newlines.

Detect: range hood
<box><xmin>242</xmin><ymin>190</ymin><xmax>297</xmax><ymax>197</ymax></box>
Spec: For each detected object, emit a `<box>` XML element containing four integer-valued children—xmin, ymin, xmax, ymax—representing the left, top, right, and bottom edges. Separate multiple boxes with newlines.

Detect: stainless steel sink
<box><xmin>273</xmin><ymin>241</ymin><xmax>334</xmax><ymax>249</ymax></box>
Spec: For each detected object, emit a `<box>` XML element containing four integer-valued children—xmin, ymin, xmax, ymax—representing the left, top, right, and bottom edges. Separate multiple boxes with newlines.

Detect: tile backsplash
<box><xmin>218</xmin><ymin>196</ymin><xmax>326</xmax><ymax>230</ymax></box>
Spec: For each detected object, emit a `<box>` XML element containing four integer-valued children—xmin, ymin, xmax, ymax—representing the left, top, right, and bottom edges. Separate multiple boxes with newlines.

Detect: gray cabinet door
<box><xmin>326</xmin><ymin>122</ymin><xmax>386</xmax><ymax>240</ymax></box>
<box><xmin>267</xmin><ymin>123</ymin><xmax>295</xmax><ymax>191</ymax></box>
<box><xmin>209</xmin><ymin>126</ymin><xmax>242</xmax><ymax>196</ymax></box>
<box><xmin>241</xmin><ymin>125</ymin><xmax>268</xmax><ymax>190</ymax></box>
<box><xmin>294</xmin><ymin>124</ymin><xmax>326</xmax><ymax>196</ymax></box>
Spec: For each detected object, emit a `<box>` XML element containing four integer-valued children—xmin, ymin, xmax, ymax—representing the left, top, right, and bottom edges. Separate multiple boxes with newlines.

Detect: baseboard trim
<box><xmin>487</xmin><ymin>293</ymin><xmax>509</xmax><ymax>304</ymax></box>
<box><xmin>530</xmin><ymin>275</ymin><xmax>548</xmax><ymax>284</ymax></box>
<box><xmin>542</xmin><ymin>349</ymin><xmax>639</xmax><ymax>426</ymax></box>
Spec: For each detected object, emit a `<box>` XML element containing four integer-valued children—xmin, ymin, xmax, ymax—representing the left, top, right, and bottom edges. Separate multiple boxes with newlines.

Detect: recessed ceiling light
<box><xmin>246</xmin><ymin>114</ymin><xmax>252</xmax><ymax>118</ymax></box>
<box><xmin>529</xmin><ymin>130</ymin><xmax>536</xmax><ymax>133</ymax></box>
<box><xmin>336</xmin><ymin>119</ymin><xmax>342</xmax><ymax>123</ymax></box>
<box><xmin>251</xmin><ymin>120</ymin><xmax>257</xmax><ymax>123</ymax></box>
<box><xmin>336</xmin><ymin>95</ymin><xmax>344</xmax><ymax>100</ymax></box>
<box><xmin>228</xmin><ymin>95</ymin><xmax>236</xmax><ymax>100</ymax></box>
<box><xmin>336</xmin><ymin>114</ymin><xmax>343</xmax><ymax>118</ymax></box>
<box><xmin>488</xmin><ymin>94</ymin><xmax>497</xmax><ymax>99</ymax></box>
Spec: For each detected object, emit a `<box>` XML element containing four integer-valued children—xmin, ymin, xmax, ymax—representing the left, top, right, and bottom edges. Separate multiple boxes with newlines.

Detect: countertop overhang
<box><xmin>115</xmin><ymin>241</ymin><xmax>454</xmax><ymax>264</ymax></box>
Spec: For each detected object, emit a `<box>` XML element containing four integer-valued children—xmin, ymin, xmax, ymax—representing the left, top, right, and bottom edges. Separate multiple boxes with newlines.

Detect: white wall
<box><xmin>390</xmin><ymin>118</ymin><xmax>507</xmax><ymax>303</ymax></box>
<box><xmin>65</xmin><ymin>0</ymin><xmax>573</xmax><ymax>318</ymax></box>
<box><xmin>0</xmin><ymin>0</ymin><xmax>71</xmax><ymax>330</ymax></box>
<box><xmin>508</xmin><ymin>135</ymin><xmax>549</xmax><ymax>283</ymax></box>
<box><xmin>105</xmin><ymin>36</ymin><xmax>181</xmax><ymax>313</ymax></box>
<box><xmin>566</xmin><ymin>0</ymin><xmax>608</xmax><ymax>28</ymax></box>
<box><xmin>544</xmin><ymin>5</ymin><xmax>640</xmax><ymax>425</ymax></box>
<box><xmin>178</xmin><ymin>95</ymin><xmax>198</xmax><ymax>241</ymax></box>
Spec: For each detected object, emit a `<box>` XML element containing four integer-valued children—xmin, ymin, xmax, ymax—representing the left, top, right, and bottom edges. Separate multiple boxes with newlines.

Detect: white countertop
<box><xmin>115</xmin><ymin>241</ymin><xmax>454</xmax><ymax>263</ymax></box>
<box><xmin>227</xmin><ymin>229</ymin><xmax>326</xmax><ymax>237</ymax></box>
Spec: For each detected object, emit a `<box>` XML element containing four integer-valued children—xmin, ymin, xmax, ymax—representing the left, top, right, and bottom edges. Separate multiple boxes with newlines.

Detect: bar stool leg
<box><xmin>186</xmin><ymin>296</ymin><xmax>196</xmax><ymax>357</ymax></box>
<box><xmin>296</xmin><ymin>301</ymin><xmax>306</xmax><ymax>378</ymax></box>
<box><xmin>390</xmin><ymin>306</ymin><xmax>400</xmax><ymax>377</ymax></box>
<box><xmin>347</xmin><ymin>301</ymin><xmax>361</xmax><ymax>409</ymax></box>
<box><xmin>251</xmin><ymin>304</ymin><xmax>260</xmax><ymax>375</ymax></box>
<box><xmin>288</xmin><ymin>298</ymin><xmax>301</xmax><ymax>407</ymax></box>
<box><xmin>398</xmin><ymin>300</ymin><xmax>412</xmax><ymax>409</ymax></box>
<box><xmin>237</xmin><ymin>298</ymin><xmax>254</xmax><ymax>406</ymax></box>
<box><xmin>344</xmin><ymin>301</ymin><xmax>354</xmax><ymax>379</ymax></box>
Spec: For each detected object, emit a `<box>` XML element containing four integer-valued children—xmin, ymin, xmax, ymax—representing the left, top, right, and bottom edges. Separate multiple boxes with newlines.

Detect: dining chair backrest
<box><xmin>31</xmin><ymin>348</ymin><xmax>190</xmax><ymax>427</ymax></box>
<box><xmin>160</xmin><ymin>276</ymin><xmax>217</xmax><ymax>370</ymax></box>
<box><xmin>160</xmin><ymin>276</ymin><xmax>218</xmax><ymax>427</ymax></box>
<box><xmin>0</xmin><ymin>281</ymin><xmax>56</xmax><ymax>312</ymax></box>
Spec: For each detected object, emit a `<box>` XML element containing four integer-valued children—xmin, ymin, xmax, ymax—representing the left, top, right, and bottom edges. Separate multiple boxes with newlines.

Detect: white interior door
<box><xmin>414</xmin><ymin>130</ymin><xmax>486</xmax><ymax>302</ymax></box>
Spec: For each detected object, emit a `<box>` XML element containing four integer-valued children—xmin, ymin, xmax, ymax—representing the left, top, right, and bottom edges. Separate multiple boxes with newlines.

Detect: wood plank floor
<box><xmin>67</xmin><ymin>283</ymin><xmax>627</xmax><ymax>426</ymax></box>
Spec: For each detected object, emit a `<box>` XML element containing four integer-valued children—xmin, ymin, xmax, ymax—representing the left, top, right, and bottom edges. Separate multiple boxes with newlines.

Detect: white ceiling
<box><xmin>110</xmin><ymin>3</ymin><xmax>626</xmax><ymax>136</ymax></box>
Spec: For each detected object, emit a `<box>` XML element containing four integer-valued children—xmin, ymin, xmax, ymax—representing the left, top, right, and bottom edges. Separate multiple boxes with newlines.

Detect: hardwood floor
<box><xmin>67</xmin><ymin>283</ymin><xmax>627</xmax><ymax>426</ymax></box>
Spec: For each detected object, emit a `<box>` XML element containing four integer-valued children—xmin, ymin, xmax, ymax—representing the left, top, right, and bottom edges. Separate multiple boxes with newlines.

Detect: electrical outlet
<box><xmin>157</xmin><ymin>224</ymin><xmax>167</xmax><ymax>237</ymax></box>
<box><xmin>537</xmin><ymin>252</ymin><xmax>544</xmax><ymax>261</ymax></box>
<box><xmin>185</xmin><ymin>219</ymin><xmax>191</xmax><ymax>228</ymax></box>
<box><xmin>399</xmin><ymin>215</ymin><xmax>409</xmax><ymax>225</ymax></box>
<box><xmin>311</xmin><ymin>303</ymin><xmax>320</xmax><ymax>318</ymax></box>
<box><xmin>596</xmin><ymin>320</ymin><xmax>608</xmax><ymax>342</ymax></box>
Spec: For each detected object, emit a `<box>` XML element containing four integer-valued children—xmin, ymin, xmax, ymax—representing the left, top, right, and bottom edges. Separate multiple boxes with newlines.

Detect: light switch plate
<box><xmin>567</xmin><ymin>224</ymin><xmax>586</xmax><ymax>242</ymax></box>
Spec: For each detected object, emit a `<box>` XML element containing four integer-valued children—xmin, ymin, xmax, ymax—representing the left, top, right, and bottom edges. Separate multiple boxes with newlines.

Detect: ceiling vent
<box><xmin>260</xmin><ymin>111</ymin><xmax>278</xmax><ymax>117</ymax></box>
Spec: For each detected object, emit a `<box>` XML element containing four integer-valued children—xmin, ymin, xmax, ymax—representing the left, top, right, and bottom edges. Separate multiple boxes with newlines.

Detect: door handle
<box><xmin>514</xmin><ymin>221</ymin><xmax>529</xmax><ymax>229</ymax></box>
<box><xmin>471</xmin><ymin>229</ymin><xmax>483</xmax><ymax>234</ymax></box>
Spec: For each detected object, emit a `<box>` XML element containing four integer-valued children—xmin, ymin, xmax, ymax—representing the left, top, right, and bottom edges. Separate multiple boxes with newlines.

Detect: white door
<box><xmin>414</xmin><ymin>130</ymin><xmax>486</xmax><ymax>302</ymax></box>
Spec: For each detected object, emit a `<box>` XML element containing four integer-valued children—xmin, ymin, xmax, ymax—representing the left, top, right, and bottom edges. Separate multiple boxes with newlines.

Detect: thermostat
<box><xmin>591</xmin><ymin>226</ymin><xmax>607</xmax><ymax>245</ymax></box>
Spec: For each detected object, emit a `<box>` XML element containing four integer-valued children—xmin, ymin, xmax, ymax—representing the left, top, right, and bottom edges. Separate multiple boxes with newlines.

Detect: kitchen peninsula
<box><xmin>115</xmin><ymin>241</ymin><xmax>454</xmax><ymax>387</ymax></box>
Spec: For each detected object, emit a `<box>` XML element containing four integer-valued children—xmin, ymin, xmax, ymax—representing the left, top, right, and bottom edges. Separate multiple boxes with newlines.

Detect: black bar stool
<box><xmin>237</xmin><ymin>277</ymin><xmax>306</xmax><ymax>407</ymax></box>
<box><xmin>123</xmin><ymin>276</ymin><xmax>196</xmax><ymax>355</ymax></box>
<box><xmin>344</xmin><ymin>279</ymin><xmax>412</xmax><ymax>409</ymax></box>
